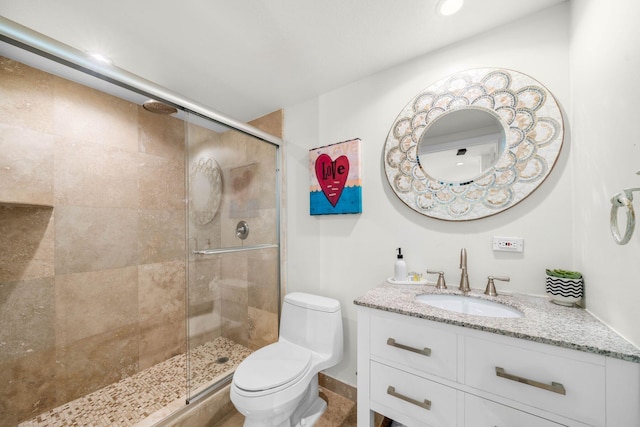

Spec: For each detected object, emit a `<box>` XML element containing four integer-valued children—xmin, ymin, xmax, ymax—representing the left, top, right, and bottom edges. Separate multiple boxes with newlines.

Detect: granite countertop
<box><xmin>354</xmin><ymin>282</ymin><xmax>640</xmax><ymax>363</ymax></box>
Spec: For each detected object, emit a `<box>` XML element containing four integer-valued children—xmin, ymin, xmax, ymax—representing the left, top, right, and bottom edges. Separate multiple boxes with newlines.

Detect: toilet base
<box><xmin>240</xmin><ymin>374</ymin><xmax>327</xmax><ymax>427</ymax></box>
<box><xmin>293</xmin><ymin>395</ymin><xmax>326</xmax><ymax>427</ymax></box>
<box><xmin>290</xmin><ymin>375</ymin><xmax>326</xmax><ymax>427</ymax></box>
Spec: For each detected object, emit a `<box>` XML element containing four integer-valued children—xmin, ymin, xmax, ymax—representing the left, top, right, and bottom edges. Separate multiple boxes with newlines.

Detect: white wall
<box><xmin>571</xmin><ymin>0</ymin><xmax>640</xmax><ymax>346</ymax></box>
<box><xmin>284</xmin><ymin>4</ymin><xmax>572</xmax><ymax>386</ymax></box>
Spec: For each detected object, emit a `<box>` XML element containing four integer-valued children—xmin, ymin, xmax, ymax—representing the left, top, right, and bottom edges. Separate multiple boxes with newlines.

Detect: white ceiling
<box><xmin>0</xmin><ymin>0</ymin><xmax>565</xmax><ymax>122</ymax></box>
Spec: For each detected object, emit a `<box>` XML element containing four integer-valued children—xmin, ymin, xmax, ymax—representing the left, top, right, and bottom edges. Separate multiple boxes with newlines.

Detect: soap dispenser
<box><xmin>394</xmin><ymin>248</ymin><xmax>407</xmax><ymax>282</ymax></box>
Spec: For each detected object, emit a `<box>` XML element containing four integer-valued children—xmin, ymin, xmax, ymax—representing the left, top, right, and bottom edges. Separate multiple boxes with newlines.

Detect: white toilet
<box><xmin>230</xmin><ymin>292</ymin><xmax>343</xmax><ymax>427</ymax></box>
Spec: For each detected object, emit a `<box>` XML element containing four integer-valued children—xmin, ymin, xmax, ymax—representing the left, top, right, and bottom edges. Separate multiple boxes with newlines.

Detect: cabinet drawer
<box><xmin>370</xmin><ymin>311</ymin><xmax>457</xmax><ymax>380</ymax></box>
<box><xmin>464</xmin><ymin>336</ymin><xmax>605</xmax><ymax>426</ymax></box>
<box><xmin>371</xmin><ymin>361</ymin><xmax>457</xmax><ymax>427</ymax></box>
<box><xmin>465</xmin><ymin>394</ymin><xmax>565</xmax><ymax>426</ymax></box>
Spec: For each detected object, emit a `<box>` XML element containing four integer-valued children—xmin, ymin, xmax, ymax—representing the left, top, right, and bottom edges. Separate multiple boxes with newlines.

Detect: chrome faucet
<box><xmin>459</xmin><ymin>248</ymin><xmax>471</xmax><ymax>294</ymax></box>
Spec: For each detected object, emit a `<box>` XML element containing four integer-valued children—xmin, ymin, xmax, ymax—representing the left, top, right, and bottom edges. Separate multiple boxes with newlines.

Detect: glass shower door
<box><xmin>185</xmin><ymin>113</ymin><xmax>280</xmax><ymax>401</ymax></box>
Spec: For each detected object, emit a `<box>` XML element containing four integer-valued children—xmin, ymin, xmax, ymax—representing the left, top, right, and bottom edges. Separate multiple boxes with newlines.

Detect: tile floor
<box><xmin>18</xmin><ymin>338</ymin><xmax>251</xmax><ymax>427</ymax></box>
<box><xmin>16</xmin><ymin>335</ymin><xmax>359</xmax><ymax>427</ymax></box>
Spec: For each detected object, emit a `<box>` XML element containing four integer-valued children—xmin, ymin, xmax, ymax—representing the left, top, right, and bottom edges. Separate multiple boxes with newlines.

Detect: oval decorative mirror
<box><xmin>384</xmin><ymin>68</ymin><xmax>564</xmax><ymax>221</ymax></box>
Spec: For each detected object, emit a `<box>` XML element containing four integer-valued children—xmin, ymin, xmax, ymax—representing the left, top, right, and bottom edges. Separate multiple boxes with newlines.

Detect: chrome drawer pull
<box><xmin>387</xmin><ymin>338</ymin><xmax>431</xmax><ymax>356</ymax></box>
<box><xmin>495</xmin><ymin>367</ymin><xmax>566</xmax><ymax>395</ymax></box>
<box><xmin>387</xmin><ymin>386</ymin><xmax>432</xmax><ymax>410</ymax></box>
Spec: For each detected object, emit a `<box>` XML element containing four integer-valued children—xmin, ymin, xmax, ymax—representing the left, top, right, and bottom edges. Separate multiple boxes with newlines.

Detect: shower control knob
<box><xmin>236</xmin><ymin>220</ymin><xmax>249</xmax><ymax>240</ymax></box>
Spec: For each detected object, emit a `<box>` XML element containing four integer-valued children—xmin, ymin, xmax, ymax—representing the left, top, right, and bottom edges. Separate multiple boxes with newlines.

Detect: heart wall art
<box><xmin>309</xmin><ymin>138</ymin><xmax>362</xmax><ymax>215</ymax></box>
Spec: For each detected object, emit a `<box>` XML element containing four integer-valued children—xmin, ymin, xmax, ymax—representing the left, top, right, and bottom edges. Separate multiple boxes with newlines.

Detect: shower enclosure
<box><xmin>0</xmin><ymin>17</ymin><xmax>281</xmax><ymax>427</ymax></box>
<box><xmin>184</xmin><ymin>113</ymin><xmax>281</xmax><ymax>401</ymax></box>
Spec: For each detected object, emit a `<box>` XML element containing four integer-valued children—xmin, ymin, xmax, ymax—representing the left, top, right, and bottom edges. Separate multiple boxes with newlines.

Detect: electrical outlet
<box><xmin>492</xmin><ymin>236</ymin><xmax>524</xmax><ymax>252</ymax></box>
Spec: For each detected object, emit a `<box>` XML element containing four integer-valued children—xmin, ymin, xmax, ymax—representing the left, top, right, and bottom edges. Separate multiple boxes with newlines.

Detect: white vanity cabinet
<box><xmin>357</xmin><ymin>307</ymin><xmax>640</xmax><ymax>427</ymax></box>
<box><xmin>464</xmin><ymin>394</ymin><xmax>564</xmax><ymax>426</ymax></box>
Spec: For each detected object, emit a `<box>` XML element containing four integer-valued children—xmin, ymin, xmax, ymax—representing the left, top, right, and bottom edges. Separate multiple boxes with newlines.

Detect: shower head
<box><xmin>142</xmin><ymin>99</ymin><xmax>178</xmax><ymax>115</ymax></box>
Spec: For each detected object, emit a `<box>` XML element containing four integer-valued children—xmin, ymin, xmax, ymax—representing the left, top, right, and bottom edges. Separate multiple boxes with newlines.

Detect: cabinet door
<box><xmin>370</xmin><ymin>310</ymin><xmax>457</xmax><ymax>380</ymax></box>
<box><xmin>465</xmin><ymin>394</ymin><xmax>565</xmax><ymax>426</ymax></box>
<box><xmin>370</xmin><ymin>361</ymin><xmax>457</xmax><ymax>427</ymax></box>
<box><xmin>464</xmin><ymin>336</ymin><xmax>605</xmax><ymax>426</ymax></box>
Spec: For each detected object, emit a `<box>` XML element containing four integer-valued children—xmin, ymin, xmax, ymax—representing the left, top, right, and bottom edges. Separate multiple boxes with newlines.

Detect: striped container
<box><xmin>545</xmin><ymin>274</ymin><xmax>583</xmax><ymax>306</ymax></box>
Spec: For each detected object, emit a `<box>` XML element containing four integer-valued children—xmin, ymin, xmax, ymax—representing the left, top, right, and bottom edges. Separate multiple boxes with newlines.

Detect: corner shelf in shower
<box><xmin>0</xmin><ymin>200</ymin><xmax>54</xmax><ymax>208</ymax></box>
<box><xmin>193</xmin><ymin>243</ymin><xmax>279</xmax><ymax>256</ymax></box>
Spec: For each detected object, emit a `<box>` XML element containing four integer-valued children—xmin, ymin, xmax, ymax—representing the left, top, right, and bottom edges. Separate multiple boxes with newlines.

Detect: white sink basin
<box><xmin>415</xmin><ymin>294</ymin><xmax>523</xmax><ymax>318</ymax></box>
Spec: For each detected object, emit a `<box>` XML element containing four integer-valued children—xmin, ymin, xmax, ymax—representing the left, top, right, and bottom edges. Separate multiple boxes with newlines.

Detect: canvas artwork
<box><xmin>309</xmin><ymin>138</ymin><xmax>362</xmax><ymax>215</ymax></box>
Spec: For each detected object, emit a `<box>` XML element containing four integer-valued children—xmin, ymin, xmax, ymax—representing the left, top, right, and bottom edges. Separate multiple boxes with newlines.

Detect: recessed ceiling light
<box><xmin>456</xmin><ymin>162</ymin><xmax>464</xmax><ymax>166</ymax></box>
<box><xmin>436</xmin><ymin>0</ymin><xmax>464</xmax><ymax>16</ymax></box>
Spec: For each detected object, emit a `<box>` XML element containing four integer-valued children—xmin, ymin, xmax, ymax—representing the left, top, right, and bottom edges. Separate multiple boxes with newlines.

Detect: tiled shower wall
<box><xmin>0</xmin><ymin>56</ymin><xmax>282</xmax><ymax>425</ymax></box>
<box><xmin>0</xmin><ymin>56</ymin><xmax>187</xmax><ymax>425</ymax></box>
<box><xmin>187</xmin><ymin>113</ymin><xmax>281</xmax><ymax>352</ymax></box>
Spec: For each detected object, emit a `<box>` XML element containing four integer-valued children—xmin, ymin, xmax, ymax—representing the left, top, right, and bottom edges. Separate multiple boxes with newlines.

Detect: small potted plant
<box><xmin>545</xmin><ymin>269</ymin><xmax>583</xmax><ymax>306</ymax></box>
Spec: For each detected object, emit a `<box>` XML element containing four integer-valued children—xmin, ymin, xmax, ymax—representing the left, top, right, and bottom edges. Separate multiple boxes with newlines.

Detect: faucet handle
<box><xmin>485</xmin><ymin>275</ymin><xmax>510</xmax><ymax>296</ymax></box>
<box><xmin>426</xmin><ymin>270</ymin><xmax>447</xmax><ymax>290</ymax></box>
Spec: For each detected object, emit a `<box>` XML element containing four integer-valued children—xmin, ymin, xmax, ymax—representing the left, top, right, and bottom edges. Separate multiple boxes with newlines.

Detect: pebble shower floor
<box><xmin>18</xmin><ymin>338</ymin><xmax>252</xmax><ymax>426</ymax></box>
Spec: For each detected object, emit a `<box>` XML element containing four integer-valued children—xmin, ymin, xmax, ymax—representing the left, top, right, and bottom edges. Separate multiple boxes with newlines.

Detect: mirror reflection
<box><xmin>189</xmin><ymin>156</ymin><xmax>222</xmax><ymax>225</ymax></box>
<box><xmin>418</xmin><ymin>108</ymin><xmax>506</xmax><ymax>183</ymax></box>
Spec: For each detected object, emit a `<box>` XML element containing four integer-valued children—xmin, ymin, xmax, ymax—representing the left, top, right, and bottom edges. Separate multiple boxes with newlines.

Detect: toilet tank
<box><xmin>279</xmin><ymin>293</ymin><xmax>343</xmax><ymax>366</ymax></box>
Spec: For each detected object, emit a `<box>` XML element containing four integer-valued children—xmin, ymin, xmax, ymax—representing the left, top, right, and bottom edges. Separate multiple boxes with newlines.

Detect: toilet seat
<box><xmin>233</xmin><ymin>341</ymin><xmax>311</xmax><ymax>393</ymax></box>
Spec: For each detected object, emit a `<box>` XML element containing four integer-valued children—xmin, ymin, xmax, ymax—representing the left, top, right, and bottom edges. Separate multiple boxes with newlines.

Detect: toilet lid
<box><xmin>233</xmin><ymin>342</ymin><xmax>311</xmax><ymax>392</ymax></box>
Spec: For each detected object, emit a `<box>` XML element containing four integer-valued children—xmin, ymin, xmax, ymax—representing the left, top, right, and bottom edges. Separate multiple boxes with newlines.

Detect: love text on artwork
<box><xmin>321</xmin><ymin>159</ymin><xmax>346</xmax><ymax>180</ymax></box>
<box><xmin>315</xmin><ymin>154</ymin><xmax>349</xmax><ymax>207</ymax></box>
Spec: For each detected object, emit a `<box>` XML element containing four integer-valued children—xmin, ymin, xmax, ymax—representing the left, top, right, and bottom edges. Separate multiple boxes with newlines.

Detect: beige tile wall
<box><xmin>0</xmin><ymin>56</ymin><xmax>282</xmax><ymax>425</ymax></box>
<box><xmin>0</xmin><ymin>57</ymin><xmax>186</xmax><ymax>425</ymax></box>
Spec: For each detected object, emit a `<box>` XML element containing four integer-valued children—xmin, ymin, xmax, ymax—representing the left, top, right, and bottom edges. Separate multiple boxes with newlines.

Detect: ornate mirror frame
<box><xmin>189</xmin><ymin>156</ymin><xmax>222</xmax><ymax>225</ymax></box>
<box><xmin>384</xmin><ymin>68</ymin><xmax>564</xmax><ymax>221</ymax></box>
